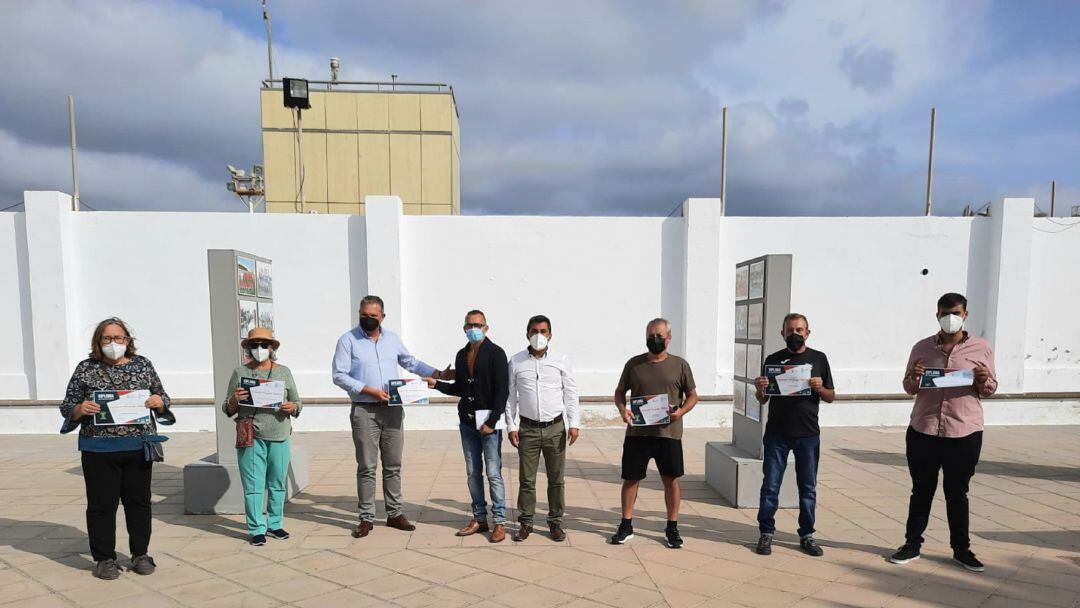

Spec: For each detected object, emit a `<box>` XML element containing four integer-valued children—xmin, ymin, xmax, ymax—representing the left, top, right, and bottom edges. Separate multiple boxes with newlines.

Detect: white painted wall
<box><xmin>0</xmin><ymin>212</ymin><xmax>30</xmax><ymax>396</ymax></box>
<box><xmin>1025</xmin><ymin>218</ymin><xmax>1080</xmax><ymax>391</ymax></box>
<box><xmin>5</xmin><ymin>192</ymin><xmax>1079</xmax><ymax>423</ymax></box>
<box><xmin>720</xmin><ymin>217</ymin><xmax>978</xmax><ymax>395</ymax></box>
<box><xmin>62</xmin><ymin>211</ymin><xmax>366</xmax><ymax>399</ymax></box>
<box><xmin>401</xmin><ymin>215</ymin><xmax>672</xmax><ymax>395</ymax></box>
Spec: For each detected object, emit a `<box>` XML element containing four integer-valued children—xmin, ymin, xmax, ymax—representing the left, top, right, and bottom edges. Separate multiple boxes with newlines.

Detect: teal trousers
<box><xmin>237</xmin><ymin>437</ymin><xmax>291</xmax><ymax>536</ymax></box>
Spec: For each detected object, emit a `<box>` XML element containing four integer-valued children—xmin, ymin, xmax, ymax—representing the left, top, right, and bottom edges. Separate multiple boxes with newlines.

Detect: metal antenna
<box><xmin>68</xmin><ymin>96</ymin><xmax>80</xmax><ymax>211</ymax></box>
<box><xmin>925</xmin><ymin>107</ymin><xmax>936</xmax><ymax>216</ymax></box>
<box><xmin>262</xmin><ymin>0</ymin><xmax>274</xmax><ymax>82</ymax></box>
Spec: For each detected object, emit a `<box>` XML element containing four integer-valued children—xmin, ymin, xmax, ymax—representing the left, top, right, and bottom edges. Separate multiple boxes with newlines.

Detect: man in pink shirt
<box><xmin>889</xmin><ymin>293</ymin><xmax>997</xmax><ymax>572</ymax></box>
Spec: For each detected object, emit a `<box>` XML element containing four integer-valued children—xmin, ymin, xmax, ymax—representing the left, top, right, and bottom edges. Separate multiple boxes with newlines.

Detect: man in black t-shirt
<box><xmin>752</xmin><ymin>313</ymin><xmax>835</xmax><ymax>557</ymax></box>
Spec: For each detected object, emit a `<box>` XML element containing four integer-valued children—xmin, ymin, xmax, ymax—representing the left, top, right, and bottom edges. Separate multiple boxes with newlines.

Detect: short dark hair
<box><xmin>359</xmin><ymin>295</ymin><xmax>384</xmax><ymax>312</ymax></box>
<box><xmin>89</xmin><ymin>317</ymin><xmax>137</xmax><ymax>362</ymax></box>
<box><xmin>647</xmin><ymin>318</ymin><xmax>671</xmax><ymax>334</ymax></box>
<box><xmin>782</xmin><ymin>313</ymin><xmax>809</xmax><ymax>330</ymax></box>
<box><xmin>465</xmin><ymin>309</ymin><xmax>487</xmax><ymax>324</ymax></box>
<box><xmin>937</xmin><ymin>293</ymin><xmax>968</xmax><ymax>311</ymax></box>
<box><xmin>526</xmin><ymin>315</ymin><xmax>551</xmax><ymax>332</ymax></box>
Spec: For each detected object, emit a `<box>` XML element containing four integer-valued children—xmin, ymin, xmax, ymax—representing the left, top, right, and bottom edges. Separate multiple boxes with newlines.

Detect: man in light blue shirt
<box><xmin>333</xmin><ymin>295</ymin><xmax>450</xmax><ymax>538</ymax></box>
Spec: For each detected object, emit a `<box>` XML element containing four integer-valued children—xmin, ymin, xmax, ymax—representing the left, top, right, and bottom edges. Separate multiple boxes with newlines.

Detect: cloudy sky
<box><xmin>1</xmin><ymin>0</ymin><xmax>1077</xmax><ymax>216</ymax></box>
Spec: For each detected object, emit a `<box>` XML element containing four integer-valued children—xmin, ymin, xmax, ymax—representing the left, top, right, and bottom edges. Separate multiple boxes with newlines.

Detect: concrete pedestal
<box><xmin>705</xmin><ymin>441</ymin><xmax>797</xmax><ymax>509</ymax></box>
<box><xmin>182</xmin><ymin>444</ymin><xmax>310</xmax><ymax>514</ymax></box>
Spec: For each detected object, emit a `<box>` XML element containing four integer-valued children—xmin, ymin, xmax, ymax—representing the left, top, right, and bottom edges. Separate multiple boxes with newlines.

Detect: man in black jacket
<box><xmin>430</xmin><ymin>310</ymin><xmax>510</xmax><ymax>543</ymax></box>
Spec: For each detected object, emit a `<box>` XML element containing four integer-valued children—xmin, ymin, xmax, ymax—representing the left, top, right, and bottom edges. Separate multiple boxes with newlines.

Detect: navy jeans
<box><xmin>757</xmin><ymin>432</ymin><xmax>820</xmax><ymax>538</ymax></box>
<box><xmin>459</xmin><ymin>422</ymin><xmax>506</xmax><ymax>524</ymax></box>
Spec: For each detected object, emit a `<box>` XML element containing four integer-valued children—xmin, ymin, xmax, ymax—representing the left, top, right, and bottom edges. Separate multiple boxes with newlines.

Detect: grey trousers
<box><xmin>351</xmin><ymin>403</ymin><xmax>405</xmax><ymax>522</ymax></box>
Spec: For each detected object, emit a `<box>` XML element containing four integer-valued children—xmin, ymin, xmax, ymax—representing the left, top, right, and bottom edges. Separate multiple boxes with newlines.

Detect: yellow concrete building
<box><xmin>261</xmin><ymin>82</ymin><xmax>460</xmax><ymax>215</ymax></box>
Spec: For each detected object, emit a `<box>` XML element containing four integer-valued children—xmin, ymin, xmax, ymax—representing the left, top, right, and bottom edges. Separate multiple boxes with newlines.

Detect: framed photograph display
<box><xmin>748</xmin><ymin>303</ymin><xmax>764</xmax><ymax>340</ymax></box>
<box><xmin>237</xmin><ymin>256</ymin><xmax>257</xmax><ymax>297</ymax></box>
<box><xmin>749</xmin><ymin>261</ymin><xmax>765</xmax><ymax>299</ymax></box>
<box><xmin>745</xmin><ymin>383</ymin><xmax>761</xmax><ymax>422</ymax></box>
<box><xmin>257</xmin><ymin>302</ymin><xmax>275</xmax><ymax>331</ymax></box>
<box><xmin>735</xmin><ymin>304</ymin><xmax>748</xmax><ymax>339</ymax></box>
<box><xmin>239</xmin><ymin>300</ymin><xmax>257</xmax><ymax>337</ymax></box>
<box><xmin>735</xmin><ymin>265</ymin><xmax>749</xmax><ymax>301</ymax></box>
<box><xmin>733</xmin><ymin>381</ymin><xmax>746</xmax><ymax>415</ymax></box>
<box><xmin>746</xmin><ymin>343</ymin><xmax>762</xmax><ymax>378</ymax></box>
<box><xmin>256</xmin><ymin>261</ymin><xmax>273</xmax><ymax>299</ymax></box>
<box><xmin>734</xmin><ymin>343</ymin><xmax>747</xmax><ymax>378</ymax></box>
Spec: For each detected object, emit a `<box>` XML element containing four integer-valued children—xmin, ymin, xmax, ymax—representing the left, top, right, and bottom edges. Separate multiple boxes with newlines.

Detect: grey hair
<box><xmin>359</xmin><ymin>295</ymin><xmax>384</xmax><ymax>312</ymax></box>
<box><xmin>647</xmin><ymin>317</ymin><xmax>672</xmax><ymax>335</ymax></box>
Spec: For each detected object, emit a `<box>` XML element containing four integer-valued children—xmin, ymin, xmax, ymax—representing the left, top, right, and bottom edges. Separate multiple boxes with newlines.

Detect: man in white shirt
<box><xmin>505</xmin><ymin>315</ymin><xmax>581</xmax><ymax>542</ymax></box>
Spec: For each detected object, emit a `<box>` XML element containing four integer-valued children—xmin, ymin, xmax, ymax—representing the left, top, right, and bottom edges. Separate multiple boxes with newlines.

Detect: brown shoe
<box><xmin>513</xmin><ymin>523</ymin><xmax>533</xmax><ymax>542</ymax></box>
<box><xmin>455</xmin><ymin>519</ymin><xmax>489</xmax><ymax>537</ymax></box>
<box><xmin>352</xmin><ymin>521</ymin><xmax>374</xmax><ymax>538</ymax></box>
<box><xmin>549</xmin><ymin>524</ymin><xmax>567</xmax><ymax>542</ymax></box>
<box><xmin>386</xmin><ymin>514</ymin><xmax>416</xmax><ymax>531</ymax></box>
<box><xmin>490</xmin><ymin>524</ymin><xmax>506</xmax><ymax>543</ymax></box>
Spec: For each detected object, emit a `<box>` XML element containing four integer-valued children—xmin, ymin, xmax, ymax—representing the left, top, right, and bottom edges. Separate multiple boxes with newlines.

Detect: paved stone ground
<box><xmin>1</xmin><ymin>426</ymin><xmax>1078</xmax><ymax>607</ymax></box>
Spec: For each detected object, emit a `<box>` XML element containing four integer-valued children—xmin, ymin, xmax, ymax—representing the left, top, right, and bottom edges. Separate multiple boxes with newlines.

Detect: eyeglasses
<box><xmin>100</xmin><ymin>336</ymin><xmax>130</xmax><ymax>344</ymax></box>
<box><xmin>464</xmin><ymin>323</ymin><xmax>485</xmax><ymax>329</ymax></box>
<box><xmin>249</xmin><ymin>341</ymin><xmax>274</xmax><ymax>349</ymax></box>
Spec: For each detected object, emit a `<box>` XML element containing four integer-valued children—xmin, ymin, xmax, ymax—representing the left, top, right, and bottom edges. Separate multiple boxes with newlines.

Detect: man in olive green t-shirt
<box><xmin>611</xmin><ymin>318</ymin><xmax>698</xmax><ymax>549</ymax></box>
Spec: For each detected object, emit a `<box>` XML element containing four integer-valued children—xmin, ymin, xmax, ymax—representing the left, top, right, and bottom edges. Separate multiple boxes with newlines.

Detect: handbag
<box><xmin>235</xmin><ymin>416</ymin><xmax>255</xmax><ymax>449</ymax></box>
<box><xmin>235</xmin><ymin>365</ymin><xmax>273</xmax><ymax>449</ymax></box>
<box><xmin>139</xmin><ymin>416</ymin><xmax>166</xmax><ymax>463</ymax></box>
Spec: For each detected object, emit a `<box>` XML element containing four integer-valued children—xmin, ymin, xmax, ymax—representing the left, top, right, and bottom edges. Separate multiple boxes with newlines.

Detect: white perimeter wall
<box><xmin>2</xmin><ymin>192</ymin><xmax>1078</xmax><ymax>415</ymax></box>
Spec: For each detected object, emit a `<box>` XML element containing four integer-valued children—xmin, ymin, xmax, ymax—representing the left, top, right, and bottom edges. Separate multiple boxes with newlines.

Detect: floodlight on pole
<box><xmin>282</xmin><ymin>77</ymin><xmax>310</xmax><ymax>109</ymax></box>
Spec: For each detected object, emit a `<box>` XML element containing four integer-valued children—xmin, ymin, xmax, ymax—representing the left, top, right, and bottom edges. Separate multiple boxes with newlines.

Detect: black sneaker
<box><xmin>250</xmin><ymin>534</ymin><xmax>266</xmax><ymax>546</ymax></box>
<box><xmin>755</xmin><ymin>534</ymin><xmax>773</xmax><ymax>555</ymax></box>
<box><xmin>888</xmin><ymin>543</ymin><xmax>921</xmax><ymax>564</ymax></box>
<box><xmin>129</xmin><ymin>554</ymin><xmax>156</xmax><ymax>575</ymax></box>
<box><xmin>665</xmin><ymin>527</ymin><xmax>683</xmax><ymax>549</ymax></box>
<box><xmin>800</xmin><ymin>536</ymin><xmax>824</xmax><ymax>557</ymax></box>
<box><xmin>610</xmin><ymin>523</ymin><xmax>634</xmax><ymax>545</ymax></box>
<box><xmin>267</xmin><ymin>528</ymin><xmax>290</xmax><ymax>540</ymax></box>
<box><xmin>92</xmin><ymin>559</ymin><xmax>120</xmax><ymax>580</ymax></box>
<box><xmin>953</xmin><ymin>549</ymin><xmax>985</xmax><ymax>572</ymax></box>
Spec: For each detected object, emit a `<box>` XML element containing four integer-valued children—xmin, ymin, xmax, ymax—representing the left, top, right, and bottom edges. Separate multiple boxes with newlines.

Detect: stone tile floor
<box><xmin>1</xmin><ymin>426</ymin><xmax>1078</xmax><ymax>607</ymax></box>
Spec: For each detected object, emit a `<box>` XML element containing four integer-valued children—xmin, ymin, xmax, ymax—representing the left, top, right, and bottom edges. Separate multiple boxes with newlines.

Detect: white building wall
<box><xmin>0</xmin><ymin>212</ymin><xmax>30</xmax><ymax>397</ymax></box>
<box><xmin>1025</xmin><ymin>218</ymin><xmax>1080</xmax><ymax>392</ymax></box>
<box><xmin>4</xmin><ymin>192</ymin><xmax>1079</xmax><ymax>428</ymax></box>
<box><xmin>63</xmin><ymin>211</ymin><xmax>366</xmax><ymax>399</ymax></box>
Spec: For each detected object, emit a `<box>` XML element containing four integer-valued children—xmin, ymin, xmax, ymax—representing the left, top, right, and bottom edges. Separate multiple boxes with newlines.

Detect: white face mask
<box><xmin>939</xmin><ymin>313</ymin><xmax>965</xmax><ymax>334</ymax></box>
<box><xmin>102</xmin><ymin>342</ymin><xmax>127</xmax><ymax>361</ymax></box>
<box><xmin>529</xmin><ymin>333</ymin><xmax>549</xmax><ymax>351</ymax></box>
<box><xmin>252</xmin><ymin>347</ymin><xmax>271</xmax><ymax>363</ymax></box>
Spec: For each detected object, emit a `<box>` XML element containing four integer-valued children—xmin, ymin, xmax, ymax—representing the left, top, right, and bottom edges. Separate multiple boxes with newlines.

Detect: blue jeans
<box><xmin>757</xmin><ymin>432</ymin><xmax>820</xmax><ymax>538</ymax></box>
<box><xmin>459</xmin><ymin>422</ymin><xmax>506</xmax><ymax>524</ymax></box>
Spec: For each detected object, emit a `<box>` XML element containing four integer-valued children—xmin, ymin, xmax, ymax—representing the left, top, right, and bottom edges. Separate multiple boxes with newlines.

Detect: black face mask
<box><xmin>359</xmin><ymin>316</ymin><xmax>380</xmax><ymax>333</ymax></box>
<box><xmin>786</xmin><ymin>333</ymin><xmax>805</xmax><ymax>351</ymax></box>
<box><xmin>646</xmin><ymin>336</ymin><xmax>667</xmax><ymax>355</ymax></box>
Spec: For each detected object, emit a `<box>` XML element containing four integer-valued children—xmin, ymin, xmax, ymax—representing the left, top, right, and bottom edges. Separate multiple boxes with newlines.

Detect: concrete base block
<box><xmin>182</xmin><ymin>444</ymin><xmax>310</xmax><ymax>514</ymax></box>
<box><xmin>705</xmin><ymin>441</ymin><xmax>798</xmax><ymax>509</ymax></box>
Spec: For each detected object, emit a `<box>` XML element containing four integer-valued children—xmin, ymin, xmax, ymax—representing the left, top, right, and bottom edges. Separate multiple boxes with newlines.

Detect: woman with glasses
<box><xmin>223</xmin><ymin>327</ymin><xmax>302</xmax><ymax>546</ymax></box>
<box><xmin>60</xmin><ymin>317</ymin><xmax>174</xmax><ymax>580</ymax></box>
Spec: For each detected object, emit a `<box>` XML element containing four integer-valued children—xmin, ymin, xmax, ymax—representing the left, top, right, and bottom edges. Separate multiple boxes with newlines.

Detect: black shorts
<box><xmin>621</xmin><ymin>436</ymin><xmax>684</xmax><ymax>480</ymax></box>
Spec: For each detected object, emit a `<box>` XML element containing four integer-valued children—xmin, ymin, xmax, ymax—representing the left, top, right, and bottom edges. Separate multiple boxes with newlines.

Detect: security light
<box><xmin>282</xmin><ymin>77</ymin><xmax>310</xmax><ymax>109</ymax></box>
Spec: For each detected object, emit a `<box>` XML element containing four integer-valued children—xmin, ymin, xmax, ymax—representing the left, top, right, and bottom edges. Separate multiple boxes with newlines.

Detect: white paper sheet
<box><xmin>474</xmin><ymin>410</ymin><xmax>507</xmax><ymax>430</ymax></box>
<box><xmin>631</xmin><ymin>394</ymin><xmax>671</xmax><ymax>426</ymax></box>
<box><xmin>94</xmin><ymin>390</ymin><xmax>152</xmax><ymax>425</ymax></box>
<box><xmin>249</xmin><ymin>380</ymin><xmax>286</xmax><ymax>408</ymax></box>
<box><xmin>922</xmin><ymin>368</ymin><xmax>975</xmax><ymax>388</ymax></box>
<box><xmin>766</xmin><ymin>364</ymin><xmax>812</xmax><ymax>396</ymax></box>
<box><xmin>391</xmin><ymin>379</ymin><xmax>430</xmax><ymax>405</ymax></box>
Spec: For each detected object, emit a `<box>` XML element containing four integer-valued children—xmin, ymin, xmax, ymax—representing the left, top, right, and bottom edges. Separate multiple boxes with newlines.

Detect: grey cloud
<box><xmin>838</xmin><ymin>44</ymin><xmax>896</xmax><ymax>94</ymax></box>
<box><xmin>777</xmin><ymin>98</ymin><xmax>809</xmax><ymax>118</ymax></box>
